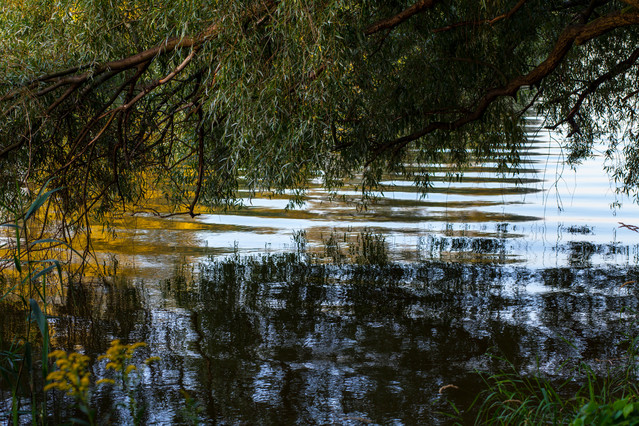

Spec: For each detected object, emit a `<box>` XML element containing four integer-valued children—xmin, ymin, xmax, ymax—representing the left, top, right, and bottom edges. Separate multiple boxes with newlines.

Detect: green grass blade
<box><xmin>29</xmin><ymin>299</ymin><xmax>47</xmax><ymax>340</ymax></box>
<box><xmin>24</xmin><ymin>187</ymin><xmax>61</xmax><ymax>222</ymax></box>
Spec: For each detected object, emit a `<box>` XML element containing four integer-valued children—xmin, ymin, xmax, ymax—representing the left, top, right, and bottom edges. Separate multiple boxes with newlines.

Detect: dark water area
<box><xmin>26</xmin><ymin>253</ymin><xmax>639</xmax><ymax>424</ymax></box>
<box><xmin>4</xmin><ymin>118</ymin><xmax>639</xmax><ymax>424</ymax></box>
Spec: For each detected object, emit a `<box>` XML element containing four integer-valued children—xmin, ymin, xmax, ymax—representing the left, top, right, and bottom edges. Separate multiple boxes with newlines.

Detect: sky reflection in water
<box><xmin>89</xmin><ymin>117</ymin><xmax>639</xmax><ymax>272</ymax></box>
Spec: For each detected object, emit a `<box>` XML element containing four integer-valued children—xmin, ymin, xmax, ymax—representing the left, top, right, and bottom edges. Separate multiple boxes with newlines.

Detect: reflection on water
<box><xmin>36</xmin><ymin>254</ymin><xmax>639</xmax><ymax>424</ymax></box>
<box><xmin>87</xmin><ymin>117</ymin><xmax>639</xmax><ymax>273</ymax></box>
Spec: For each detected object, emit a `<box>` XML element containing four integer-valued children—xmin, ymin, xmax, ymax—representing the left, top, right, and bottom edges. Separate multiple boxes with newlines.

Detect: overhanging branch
<box><xmin>365</xmin><ymin>0</ymin><xmax>442</xmax><ymax>35</ymax></box>
<box><xmin>548</xmin><ymin>46</ymin><xmax>639</xmax><ymax>136</ymax></box>
<box><xmin>432</xmin><ymin>0</ymin><xmax>527</xmax><ymax>33</ymax></box>
<box><xmin>366</xmin><ymin>9</ymin><xmax>639</xmax><ymax>164</ymax></box>
<box><xmin>0</xmin><ymin>1</ymin><xmax>278</xmax><ymax>162</ymax></box>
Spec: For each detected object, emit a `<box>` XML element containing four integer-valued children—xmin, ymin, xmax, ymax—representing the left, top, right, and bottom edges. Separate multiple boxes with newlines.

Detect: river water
<box><xmin>91</xmin><ymin>117</ymin><xmax>639</xmax><ymax>272</ymax></box>
<box><xmin>6</xmin><ymin>117</ymin><xmax>639</xmax><ymax>424</ymax></box>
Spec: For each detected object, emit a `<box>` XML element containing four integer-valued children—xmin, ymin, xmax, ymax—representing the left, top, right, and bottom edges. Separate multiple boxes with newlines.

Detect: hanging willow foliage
<box><xmin>1</xmin><ymin>0</ymin><xmax>639</xmax><ymax>225</ymax></box>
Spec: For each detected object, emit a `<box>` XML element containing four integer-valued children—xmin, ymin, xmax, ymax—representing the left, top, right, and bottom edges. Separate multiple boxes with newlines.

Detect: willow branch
<box><xmin>1</xmin><ymin>1</ymin><xmax>276</xmax><ymax>105</ymax></box>
<box><xmin>0</xmin><ymin>139</ymin><xmax>26</xmax><ymax>159</ymax></box>
<box><xmin>117</xmin><ymin>48</ymin><xmax>197</xmax><ymax>113</ymax></box>
<box><xmin>365</xmin><ymin>0</ymin><xmax>442</xmax><ymax>35</ymax></box>
<box><xmin>189</xmin><ymin>105</ymin><xmax>205</xmax><ymax>218</ymax></box>
<box><xmin>432</xmin><ymin>0</ymin><xmax>527</xmax><ymax>33</ymax></box>
<box><xmin>620</xmin><ymin>0</ymin><xmax>639</xmax><ymax>9</ymax></box>
<box><xmin>549</xmin><ymin>46</ymin><xmax>639</xmax><ymax>135</ymax></box>
<box><xmin>0</xmin><ymin>1</ymin><xmax>277</xmax><ymax>162</ymax></box>
<box><xmin>367</xmin><ymin>10</ymin><xmax>639</xmax><ymax>164</ymax></box>
<box><xmin>59</xmin><ymin>112</ymin><xmax>118</xmax><ymax>173</ymax></box>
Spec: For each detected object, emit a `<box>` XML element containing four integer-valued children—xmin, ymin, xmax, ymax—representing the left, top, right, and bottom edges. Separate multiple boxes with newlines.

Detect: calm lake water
<box><xmin>5</xmin><ymin>117</ymin><xmax>639</xmax><ymax>424</ymax></box>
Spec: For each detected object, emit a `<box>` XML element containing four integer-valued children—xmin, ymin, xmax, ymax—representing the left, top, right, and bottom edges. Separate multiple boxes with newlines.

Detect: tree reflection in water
<box><xmin>34</xmin><ymin>249</ymin><xmax>639</xmax><ymax>424</ymax></box>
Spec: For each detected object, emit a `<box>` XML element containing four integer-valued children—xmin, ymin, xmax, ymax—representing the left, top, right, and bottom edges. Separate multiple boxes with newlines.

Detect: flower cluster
<box><xmin>97</xmin><ymin>340</ymin><xmax>150</xmax><ymax>381</ymax></box>
<box><xmin>42</xmin><ymin>340</ymin><xmax>160</xmax><ymax>425</ymax></box>
<box><xmin>44</xmin><ymin>350</ymin><xmax>91</xmax><ymax>404</ymax></box>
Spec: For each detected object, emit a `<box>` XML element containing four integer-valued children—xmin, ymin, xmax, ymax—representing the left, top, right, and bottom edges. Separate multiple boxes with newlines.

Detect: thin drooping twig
<box><xmin>119</xmin><ymin>48</ymin><xmax>198</xmax><ymax>112</ymax></box>
<box><xmin>0</xmin><ymin>1</ymin><xmax>278</xmax><ymax>164</ymax></box>
<box><xmin>548</xmin><ymin>46</ymin><xmax>639</xmax><ymax>136</ymax></box>
<box><xmin>1</xmin><ymin>0</ymin><xmax>277</xmax><ymax>105</ymax></box>
<box><xmin>189</xmin><ymin>104</ymin><xmax>205</xmax><ymax>218</ymax></box>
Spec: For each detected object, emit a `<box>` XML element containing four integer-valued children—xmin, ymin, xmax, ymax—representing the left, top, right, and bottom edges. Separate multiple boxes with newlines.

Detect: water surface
<box><xmin>4</xmin><ymin>118</ymin><xmax>639</xmax><ymax>424</ymax></box>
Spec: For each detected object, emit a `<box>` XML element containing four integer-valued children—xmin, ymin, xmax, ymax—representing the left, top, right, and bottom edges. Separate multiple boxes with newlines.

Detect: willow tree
<box><xmin>2</xmin><ymin>0</ymin><xmax>639</xmax><ymax>224</ymax></box>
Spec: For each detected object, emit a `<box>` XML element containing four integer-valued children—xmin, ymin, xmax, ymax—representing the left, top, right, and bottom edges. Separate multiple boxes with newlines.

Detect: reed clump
<box><xmin>446</xmin><ymin>334</ymin><xmax>639</xmax><ymax>425</ymax></box>
<box><xmin>0</xmin><ymin>182</ymin><xmax>160</xmax><ymax>425</ymax></box>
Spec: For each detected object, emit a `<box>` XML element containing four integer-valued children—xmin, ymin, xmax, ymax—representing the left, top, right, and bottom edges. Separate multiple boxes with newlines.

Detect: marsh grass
<box><xmin>317</xmin><ymin>229</ymin><xmax>389</xmax><ymax>265</ymax></box>
<box><xmin>0</xmin><ymin>180</ymin><xmax>66</xmax><ymax>424</ymax></box>
<box><xmin>0</xmin><ymin>181</ymin><xmax>100</xmax><ymax>425</ymax></box>
<box><xmin>0</xmin><ymin>181</ymin><xmax>165</xmax><ymax>425</ymax></box>
<box><xmin>446</xmin><ymin>332</ymin><xmax>639</xmax><ymax>425</ymax></box>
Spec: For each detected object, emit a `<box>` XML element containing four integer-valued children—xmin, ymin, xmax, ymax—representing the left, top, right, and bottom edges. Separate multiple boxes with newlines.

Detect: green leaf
<box><xmin>13</xmin><ymin>254</ymin><xmax>21</xmax><ymax>274</ymax></box>
<box><xmin>24</xmin><ymin>264</ymin><xmax>57</xmax><ymax>285</ymax></box>
<box><xmin>623</xmin><ymin>402</ymin><xmax>634</xmax><ymax>418</ymax></box>
<box><xmin>24</xmin><ymin>187</ymin><xmax>61</xmax><ymax>221</ymax></box>
<box><xmin>29</xmin><ymin>299</ymin><xmax>47</xmax><ymax>341</ymax></box>
<box><xmin>30</xmin><ymin>238</ymin><xmax>85</xmax><ymax>260</ymax></box>
<box><xmin>29</xmin><ymin>259</ymin><xmax>61</xmax><ymax>264</ymax></box>
<box><xmin>0</xmin><ymin>281</ymin><xmax>21</xmax><ymax>302</ymax></box>
<box><xmin>70</xmin><ymin>416</ymin><xmax>90</xmax><ymax>426</ymax></box>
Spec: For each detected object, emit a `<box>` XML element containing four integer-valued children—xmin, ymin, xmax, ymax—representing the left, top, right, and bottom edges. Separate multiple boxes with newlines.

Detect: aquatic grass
<box><xmin>178</xmin><ymin>389</ymin><xmax>205</xmax><ymax>425</ymax></box>
<box><xmin>37</xmin><ymin>340</ymin><xmax>161</xmax><ymax>425</ymax></box>
<box><xmin>0</xmin><ymin>180</ymin><xmax>64</xmax><ymax>424</ymax></box>
<box><xmin>307</xmin><ymin>229</ymin><xmax>390</xmax><ymax>265</ymax></box>
<box><xmin>0</xmin><ymin>335</ymin><xmax>23</xmax><ymax>425</ymax></box>
<box><xmin>453</xmin><ymin>332</ymin><xmax>639</xmax><ymax>425</ymax></box>
<box><xmin>0</xmin><ymin>180</ymin><xmax>96</xmax><ymax>424</ymax></box>
<box><xmin>469</xmin><ymin>356</ymin><xmax>574</xmax><ymax>425</ymax></box>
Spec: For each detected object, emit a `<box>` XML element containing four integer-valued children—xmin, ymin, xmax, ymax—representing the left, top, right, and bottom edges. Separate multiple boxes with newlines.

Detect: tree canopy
<box><xmin>2</xmin><ymin>0</ymin><xmax>639</xmax><ymax>222</ymax></box>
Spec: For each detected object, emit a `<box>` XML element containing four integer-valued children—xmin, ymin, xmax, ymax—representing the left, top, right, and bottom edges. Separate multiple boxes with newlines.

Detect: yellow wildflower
<box><xmin>126</xmin><ymin>342</ymin><xmax>146</xmax><ymax>356</ymax></box>
<box><xmin>45</xmin><ymin>350</ymin><xmax>91</xmax><ymax>404</ymax></box>
<box><xmin>144</xmin><ymin>356</ymin><xmax>161</xmax><ymax>365</ymax></box>
<box><xmin>49</xmin><ymin>350</ymin><xmax>67</xmax><ymax>358</ymax></box>
<box><xmin>98</xmin><ymin>339</ymin><xmax>153</xmax><ymax>380</ymax></box>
